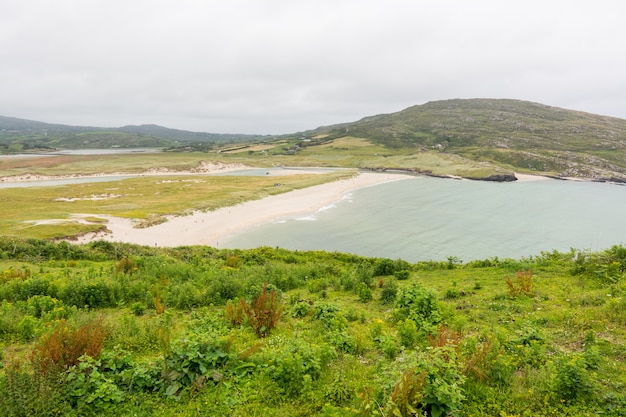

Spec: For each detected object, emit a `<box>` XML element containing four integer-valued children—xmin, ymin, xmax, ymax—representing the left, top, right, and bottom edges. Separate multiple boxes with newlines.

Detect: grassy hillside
<box><xmin>0</xmin><ymin>239</ymin><xmax>625</xmax><ymax>416</ymax></box>
<box><xmin>305</xmin><ymin>99</ymin><xmax>626</xmax><ymax>181</ymax></box>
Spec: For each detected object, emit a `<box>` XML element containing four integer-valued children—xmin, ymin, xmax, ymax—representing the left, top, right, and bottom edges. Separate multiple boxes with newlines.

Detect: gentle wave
<box><xmin>222</xmin><ymin>176</ymin><xmax>626</xmax><ymax>262</ymax></box>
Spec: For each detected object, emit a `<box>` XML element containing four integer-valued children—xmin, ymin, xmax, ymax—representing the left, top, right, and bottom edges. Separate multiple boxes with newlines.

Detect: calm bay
<box><xmin>221</xmin><ymin>176</ymin><xmax>626</xmax><ymax>262</ymax></box>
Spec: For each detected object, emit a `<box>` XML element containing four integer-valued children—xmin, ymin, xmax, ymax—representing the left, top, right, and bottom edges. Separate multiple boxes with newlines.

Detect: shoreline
<box><xmin>73</xmin><ymin>171</ymin><xmax>414</xmax><ymax>247</ymax></box>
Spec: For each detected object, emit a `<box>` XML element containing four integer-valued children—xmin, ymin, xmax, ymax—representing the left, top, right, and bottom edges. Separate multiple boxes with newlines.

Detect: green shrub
<box><xmin>119</xmin><ymin>362</ymin><xmax>162</xmax><ymax>393</ymax></box>
<box><xmin>204</xmin><ymin>273</ymin><xmax>243</xmax><ymax>304</ymax></box>
<box><xmin>379</xmin><ymin>335</ymin><xmax>400</xmax><ymax>360</ymax></box>
<box><xmin>162</xmin><ymin>334</ymin><xmax>230</xmax><ymax>399</ymax></box>
<box><xmin>397</xmin><ymin>318</ymin><xmax>419</xmax><ymax>348</ymax></box>
<box><xmin>167</xmin><ymin>281</ymin><xmax>200</xmax><ymax>310</ymax></box>
<box><xmin>344</xmin><ymin>307</ymin><xmax>362</xmax><ymax>322</ymax></box>
<box><xmin>380</xmin><ymin>278</ymin><xmax>398</xmax><ymax>304</ymax></box>
<box><xmin>26</xmin><ymin>295</ymin><xmax>58</xmax><ymax>318</ymax></box>
<box><xmin>356</xmin><ymin>282</ymin><xmax>373</xmax><ymax>302</ymax></box>
<box><xmin>17</xmin><ymin>315</ymin><xmax>38</xmax><ymax>342</ymax></box>
<box><xmin>307</xmin><ymin>277</ymin><xmax>328</xmax><ymax>293</ymax></box>
<box><xmin>554</xmin><ymin>353</ymin><xmax>592</xmax><ymax>401</ymax></box>
<box><xmin>394</xmin><ymin>270</ymin><xmax>410</xmax><ymax>280</ymax></box>
<box><xmin>314</xmin><ymin>302</ymin><xmax>347</xmax><ymax>331</ymax></box>
<box><xmin>60</xmin><ymin>281</ymin><xmax>116</xmax><ymax>309</ymax></box>
<box><xmin>130</xmin><ymin>301</ymin><xmax>145</xmax><ymax>316</ymax></box>
<box><xmin>328</xmin><ymin>331</ymin><xmax>357</xmax><ymax>354</ymax></box>
<box><xmin>290</xmin><ymin>300</ymin><xmax>311</xmax><ymax>318</ymax></box>
<box><xmin>265</xmin><ymin>340</ymin><xmax>335</xmax><ymax>397</ymax></box>
<box><xmin>571</xmin><ymin>245</ymin><xmax>626</xmax><ymax>283</ymax></box>
<box><xmin>443</xmin><ymin>288</ymin><xmax>461</xmax><ymax>300</ymax></box>
<box><xmin>355</xmin><ymin>263</ymin><xmax>375</xmax><ymax>288</ymax></box>
<box><xmin>416</xmin><ymin>346</ymin><xmax>466</xmax><ymax>417</ymax></box>
<box><xmin>393</xmin><ymin>284</ymin><xmax>442</xmax><ymax>326</ymax></box>
<box><xmin>374</xmin><ymin>258</ymin><xmax>395</xmax><ymax>276</ymax></box>
<box><xmin>65</xmin><ymin>355</ymin><xmax>124</xmax><ymax>412</ymax></box>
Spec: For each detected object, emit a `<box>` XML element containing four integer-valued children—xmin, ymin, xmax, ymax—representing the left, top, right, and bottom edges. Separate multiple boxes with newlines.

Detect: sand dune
<box><xmin>75</xmin><ymin>171</ymin><xmax>414</xmax><ymax>247</ymax></box>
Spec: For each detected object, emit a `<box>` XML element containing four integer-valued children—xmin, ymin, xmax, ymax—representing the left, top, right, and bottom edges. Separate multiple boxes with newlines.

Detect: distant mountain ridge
<box><xmin>0</xmin><ymin>115</ymin><xmax>260</xmax><ymax>150</ymax></box>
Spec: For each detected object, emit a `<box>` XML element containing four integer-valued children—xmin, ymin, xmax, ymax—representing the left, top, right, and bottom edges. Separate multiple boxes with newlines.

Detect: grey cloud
<box><xmin>1</xmin><ymin>0</ymin><xmax>625</xmax><ymax>134</ymax></box>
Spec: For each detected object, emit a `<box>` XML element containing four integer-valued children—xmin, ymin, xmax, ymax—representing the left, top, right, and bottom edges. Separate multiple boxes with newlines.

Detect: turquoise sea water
<box><xmin>221</xmin><ymin>176</ymin><xmax>626</xmax><ymax>262</ymax></box>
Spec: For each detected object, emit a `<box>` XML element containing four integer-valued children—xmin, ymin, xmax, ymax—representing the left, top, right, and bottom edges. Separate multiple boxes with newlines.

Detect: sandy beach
<box><xmin>74</xmin><ymin>171</ymin><xmax>414</xmax><ymax>247</ymax></box>
<box><xmin>513</xmin><ymin>172</ymin><xmax>551</xmax><ymax>182</ymax></box>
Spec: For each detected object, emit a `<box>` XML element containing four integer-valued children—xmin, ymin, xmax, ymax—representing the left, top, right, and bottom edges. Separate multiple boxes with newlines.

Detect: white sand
<box><xmin>74</xmin><ymin>171</ymin><xmax>414</xmax><ymax>247</ymax></box>
<box><xmin>514</xmin><ymin>172</ymin><xmax>552</xmax><ymax>182</ymax></box>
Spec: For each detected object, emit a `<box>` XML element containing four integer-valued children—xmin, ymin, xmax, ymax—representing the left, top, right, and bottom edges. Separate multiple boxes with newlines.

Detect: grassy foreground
<box><xmin>0</xmin><ymin>239</ymin><xmax>625</xmax><ymax>416</ymax></box>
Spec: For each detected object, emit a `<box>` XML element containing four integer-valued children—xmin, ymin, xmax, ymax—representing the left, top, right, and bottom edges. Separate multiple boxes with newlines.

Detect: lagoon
<box><xmin>221</xmin><ymin>176</ymin><xmax>626</xmax><ymax>262</ymax></box>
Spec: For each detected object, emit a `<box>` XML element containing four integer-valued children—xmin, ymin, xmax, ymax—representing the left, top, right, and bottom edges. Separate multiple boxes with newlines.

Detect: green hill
<box><xmin>306</xmin><ymin>99</ymin><xmax>626</xmax><ymax>181</ymax></box>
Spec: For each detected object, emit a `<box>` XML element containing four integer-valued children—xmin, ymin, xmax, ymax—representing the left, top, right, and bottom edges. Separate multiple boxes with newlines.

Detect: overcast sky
<box><xmin>1</xmin><ymin>1</ymin><xmax>625</xmax><ymax>134</ymax></box>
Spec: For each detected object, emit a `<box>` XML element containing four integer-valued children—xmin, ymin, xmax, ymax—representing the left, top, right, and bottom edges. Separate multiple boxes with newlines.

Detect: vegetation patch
<box><xmin>0</xmin><ymin>239</ymin><xmax>625</xmax><ymax>416</ymax></box>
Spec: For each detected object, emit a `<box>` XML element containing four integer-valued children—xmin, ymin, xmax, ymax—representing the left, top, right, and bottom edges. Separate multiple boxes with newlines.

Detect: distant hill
<box><xmin>3</xmin><ymin>99</ymin><xmax>626</xmax><ymax>181</ymax></box>
<box><xmin>0</xmin><ymin>116</ymin><xmax>260</xmax><ymax>151</ymax></box>
<box><xmin>306</xmin><ymin>99</ymin><xmax>626</xmax><ymax>181</ymax></box>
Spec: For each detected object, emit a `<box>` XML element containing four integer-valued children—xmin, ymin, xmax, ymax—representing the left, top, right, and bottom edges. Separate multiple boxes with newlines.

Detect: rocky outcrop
<box><xmin>463</xmin><ymin>173</ymin><xmax>517</xmax><ymax>182</ymax></box>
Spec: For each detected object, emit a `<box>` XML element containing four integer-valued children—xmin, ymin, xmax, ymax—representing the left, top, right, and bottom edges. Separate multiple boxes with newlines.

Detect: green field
<box><xmin>0</xmin><ymin>240</ymin><xmax>625</xmax><ymax>416</ymax></box>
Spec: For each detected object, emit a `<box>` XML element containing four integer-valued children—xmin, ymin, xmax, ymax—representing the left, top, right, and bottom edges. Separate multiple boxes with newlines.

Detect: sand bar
<box><xmin>75</xmin><ymin>171</ymin><xmax>414</xmax><ymax>247</ymax></box>
<box><xmin>0</xmin><ymin>161</ymin><xmax>249</xmax><ymax>183</ymax></box>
